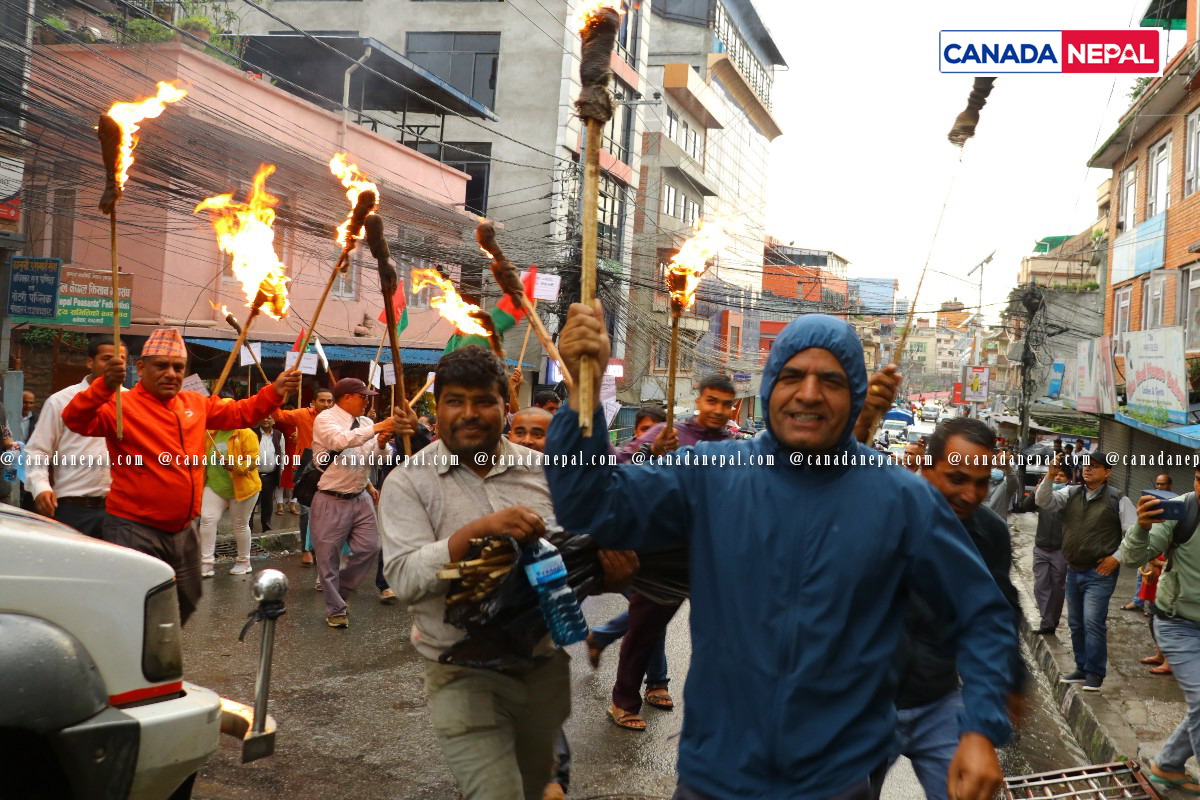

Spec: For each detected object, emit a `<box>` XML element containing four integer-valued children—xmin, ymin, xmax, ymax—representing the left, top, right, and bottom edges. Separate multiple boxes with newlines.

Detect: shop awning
<box><xmin>1115</xmin><ymin>411</ymin><xmax>1200</xmax><ymax>448</ymax></box>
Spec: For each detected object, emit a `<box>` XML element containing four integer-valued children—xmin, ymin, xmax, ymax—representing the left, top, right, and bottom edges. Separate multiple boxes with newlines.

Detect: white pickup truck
<box><xmin>0</xmin><ymin>506</ymin><xmax>282</xmax><ymax>799</ymax></box>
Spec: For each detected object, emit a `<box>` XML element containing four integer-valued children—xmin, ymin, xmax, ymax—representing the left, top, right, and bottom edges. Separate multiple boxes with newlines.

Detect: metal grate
<box><xmin>1004</xmin><ymin>763</ymin><xmax>1161</xmax><ymax>800</ymax></box>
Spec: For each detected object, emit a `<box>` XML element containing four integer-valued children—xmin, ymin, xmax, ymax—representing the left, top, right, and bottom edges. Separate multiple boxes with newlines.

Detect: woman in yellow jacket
<box><xmin>199</xmin><ymin>426</ymin><xmax>262</xmax><ymax>577</ymax></box>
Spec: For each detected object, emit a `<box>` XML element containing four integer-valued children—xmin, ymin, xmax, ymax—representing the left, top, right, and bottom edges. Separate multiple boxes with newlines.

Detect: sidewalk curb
<box><xmin>1012</xmin><ymin>578</ymin><xmax>1146</xmax><ymax>764</ymax></box>
<box><xmin>216</xmin><ymin>527</ymin><xmax>301</xmax><ymax>553</ymax></box>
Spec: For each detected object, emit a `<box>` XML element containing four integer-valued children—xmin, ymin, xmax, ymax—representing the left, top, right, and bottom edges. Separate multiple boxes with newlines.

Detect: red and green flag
<box><xmin>441</xmin><ymin>266</ymin><xmax>538</xmax><ymax>356</ymax></box>
<box><xmin>377</xmin><ymin>290</ymin><xmax>409</xmax><ymax>336</ymax></box>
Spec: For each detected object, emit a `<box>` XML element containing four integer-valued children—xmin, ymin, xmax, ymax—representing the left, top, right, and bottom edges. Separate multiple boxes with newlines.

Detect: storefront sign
<box><xmin>1123</xmin><ymin>327</ymin><xmax>1188</xmax><ymax>423</ymax></box>
<box><xmin>7</xmin><ymin>257</ymin><xmax>60</xmax><ymax>320</ymax></box>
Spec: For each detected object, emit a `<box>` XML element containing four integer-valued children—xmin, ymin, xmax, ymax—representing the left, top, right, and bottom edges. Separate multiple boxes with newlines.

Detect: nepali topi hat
<box><xmin>141</xmin><ymin>327</ymin><xmax>187</xmax><ymax>360</ymax></box>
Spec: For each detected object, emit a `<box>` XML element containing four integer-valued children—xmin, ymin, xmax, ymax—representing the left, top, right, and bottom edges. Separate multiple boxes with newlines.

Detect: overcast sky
<box><xmin>755</xmin><ymin>0</ymin><xmax>1174</xmax><ymax>322</ymax></box>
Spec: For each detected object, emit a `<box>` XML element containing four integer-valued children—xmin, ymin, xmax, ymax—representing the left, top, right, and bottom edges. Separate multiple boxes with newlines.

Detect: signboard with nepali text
<box><xmin>962</xmin><ymin>366</ymin><xmax>990</xmax><ymax>403</ymax></box>
<box><xmin>11</xmin><ymin>266</ymin><xmax>132</xmax><ymax>328</ymax></box>
<box><xmin>7</xmin><ymin>257</ymin><xmax>60</xmax><ymax>320</ymax></box>
<box><xmin>1123</xmin><ymin>327</ymin><xmax>1188</xmax><ymax>423</ymax></box>
<box><xmin>1075</xmin><ymin>336</ymin><xmax>1117</xmax><ymax>414</ymax></box>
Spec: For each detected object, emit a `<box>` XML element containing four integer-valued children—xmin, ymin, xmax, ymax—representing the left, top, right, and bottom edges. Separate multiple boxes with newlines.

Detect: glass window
<box><xmin>332</xmin><ymin>248</ymin><xmax>359</xmax><ymax>299</ymax></box>
<box><xmin>654</xmin><ymin>338</ymin><xmax>668</xmax><ymax>369</ymax></box>
<box><xmin>50</xmin><ymin>188</ymin><xmax>74</xmax><ymax>264</ymax></box>
<box><xmin>1185</xmin><ymin>268</ymin><xmax>1200</xmax><ymax>350</ymax></box>
<box><xmin>1114</xmin><ymin>285</ymin><xmax>1132</xmax><ymax>342</ymax></box>
<box><xmin>1120</xmin><ymin>163</ymin><xmax>1136</xmax><ymax>232</ymax></box>
<box><xmin>1148</xmin><ymin>135</ymin><xmax>1171</xmax><ymax>217</ymax></box>
<box><xmin>662</xmin><ymin>184</ymin><xmax>677</xmax><ymax>218</ymax></box>
<box><xmin>597</xmin><ymin>174</ymin><xmax>626</xmax><ymax>260</ymax></box>
<box><xmin>603</xmin><ymin>78</ymin><xmax>634</xmax><ymax>164</ymax></box>
<box><xmin>1187</xmin><ymin>108</ymin><xmax>1200</xmax><ymax>198</ymax></box>
<box><xmin>407</xmin><ymin>32</ymin><xmax>499</xmax><ymax>109</ymax></box>
<box><xmin>666</xmin><ymin>109</ymin><xmax>678</xmax><ymax>141</ymax></box>
<box><xmin>616</xmin><ymin>2</ymin><xmax>640</xmax><ymax>65</ymax></box>
<box><xmin>441</xmin><ymin>142</ymin><xmax>491</xmax><ymax>215</ymax></box>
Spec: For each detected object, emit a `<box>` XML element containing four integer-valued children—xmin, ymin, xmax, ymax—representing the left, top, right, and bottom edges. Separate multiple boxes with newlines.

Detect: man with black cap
<box><xmin>311</xmin><ymin>377</ymin><xmax>412</xmax><ymax>628</ymax></box>
<box><xmin>1035</xmin><ymin>450</ymin><xmax>1131</xmax><ymax>691</ymax></box>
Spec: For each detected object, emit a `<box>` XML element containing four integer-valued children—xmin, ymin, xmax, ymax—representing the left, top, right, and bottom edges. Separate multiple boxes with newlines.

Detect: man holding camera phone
<box><xmin>1123</xmin><ymin>468</ymin><xmax>1200</xmax><ymax>793</ymax></box>
<box><xmin>1035</xmin><ymin>451</ymin><xmax>1130</xmax><ymax>691</ymax></box>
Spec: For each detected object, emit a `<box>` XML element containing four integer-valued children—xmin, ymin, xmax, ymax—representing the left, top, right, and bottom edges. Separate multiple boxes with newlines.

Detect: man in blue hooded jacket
<box><xmin>544</xmin><ymin>302</ymin><xmax>1016</xmax><ymax>800</ymax></box>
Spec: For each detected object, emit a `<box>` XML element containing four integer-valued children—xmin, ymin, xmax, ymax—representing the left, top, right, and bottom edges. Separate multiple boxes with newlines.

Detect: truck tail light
<box><xmin>143</xmin><ymin>580</ymin><xmax>183</xmax><ymax>682</ymax></box>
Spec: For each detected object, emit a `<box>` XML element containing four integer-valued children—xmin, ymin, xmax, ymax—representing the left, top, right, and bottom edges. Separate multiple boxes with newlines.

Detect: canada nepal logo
<box><xmin>940</xmin><ymin>30</ymin><xmax>1164</xmax><ymax>74</ymax></box>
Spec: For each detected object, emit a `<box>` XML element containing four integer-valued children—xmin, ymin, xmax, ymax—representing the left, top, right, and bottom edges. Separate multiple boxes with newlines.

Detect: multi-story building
<box><xmin>240</xmin><ymin>0</ymin><xmax>654</xmax><ymax>387</ymax></box>
<box><xmin>1018</xmin><ymin>229</ymin><xmax>1102</xmax><ymax>287</ymax></box>
<box><xmin>622</xmin><ymin>0</ymin><xmax>785</xmax><ymax>411</ymax></box>
<box><xmin>14</xmin><ymin>23</ymin><xmax>478</xmax><ymax>406</ymax></box>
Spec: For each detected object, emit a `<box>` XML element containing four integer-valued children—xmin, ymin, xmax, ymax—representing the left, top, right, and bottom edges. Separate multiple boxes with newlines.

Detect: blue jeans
<box><xmin>889</xmin><ymin>691</ymin><xmax>963</xmax><ymax>800</ymax></box>
<box><xmin>1153</xmin><ymin>616</ymin><xmax>1200</xmax><ymax>772</ymax></box>
<box><xmin>591</xmin><ymin>608</ymin><xmax>669</xmax><ymax>686</ymax></box>
<box><xmin>1066</xmin><ymin>566</ymin><xmax>1119</xmax><ymax>678</ymax></box>
<box><xmin>1131</xmin><ymin>571</ymin><xmax>1145</xmax><ymax>609</ymax></box>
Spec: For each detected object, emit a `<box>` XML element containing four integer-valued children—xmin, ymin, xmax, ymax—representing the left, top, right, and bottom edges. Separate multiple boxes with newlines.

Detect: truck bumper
<box><xmin>123</xmin><ymin>681</ymin><xmax>221</xmax><ymax>800</ymax></box>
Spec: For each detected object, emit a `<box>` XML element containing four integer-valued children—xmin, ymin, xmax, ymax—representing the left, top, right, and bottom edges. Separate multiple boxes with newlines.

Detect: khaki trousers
<box><xmin>424</xmin><ymin>651</ymin><xmax>571</xmax><ymax>800</ymax></box>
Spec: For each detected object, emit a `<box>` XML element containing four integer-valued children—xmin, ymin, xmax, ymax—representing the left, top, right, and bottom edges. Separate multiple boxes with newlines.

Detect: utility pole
<box><xmin>966</xmin><ymin>250</ymin><xmax>994</xmax><ymax>421</ymax></box>
<box><xmin>1017</xmin><ymin>285</ymin><xmax>1044</xmax><ymax>488</ymax></box>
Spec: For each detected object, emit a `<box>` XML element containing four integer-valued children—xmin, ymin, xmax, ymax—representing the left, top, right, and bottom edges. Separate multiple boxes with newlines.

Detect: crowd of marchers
<box><xmin>17</xmin><ymin>307</ymin><xmax>1200</xmax><ymax>800</ymax></box>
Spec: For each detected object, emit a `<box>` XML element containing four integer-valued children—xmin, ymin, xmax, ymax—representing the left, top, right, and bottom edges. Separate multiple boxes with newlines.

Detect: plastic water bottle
<box><xmin>523</xmin><ymin>525</ymin><xmax>588</xmax><ymax>647</ymax></box>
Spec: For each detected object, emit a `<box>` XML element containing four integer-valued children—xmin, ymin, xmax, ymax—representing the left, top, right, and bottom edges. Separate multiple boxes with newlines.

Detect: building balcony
<box><xmin>662</xmin><ymin>63</ymin><xmax>727</xmax><ymax>130</ymax></box>
<box><xmin>706</xmin><ymin>53</ymin><xmax>782</xmax><ymax>141</ymax></box>
<box><xmin>659</xmin><ymin>137</ymin><xmax>719</xmax><ymax>197</ymax></box>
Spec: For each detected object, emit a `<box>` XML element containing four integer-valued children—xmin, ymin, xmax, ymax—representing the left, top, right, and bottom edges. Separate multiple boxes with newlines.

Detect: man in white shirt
<box><xmin>24</xmin><ymin>336</ymin><xmax>127</xmax><ymax>538</ymax></box>
<box><xmin>311</xmin><ymin>377</ymin><xmax>410</xmax><ymax>628</ymax></box>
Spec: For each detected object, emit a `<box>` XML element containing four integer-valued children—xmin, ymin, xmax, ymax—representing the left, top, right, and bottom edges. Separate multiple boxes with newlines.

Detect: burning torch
<box><xmin>194</xmin><ymin>164</ymin><xmax>291</xmax><ymax>399</ymax></box>
<box><xmin>574</xmin><ymin>1</ymin><xmax>622</xmax><ymax>436</ymax></box>
<box><xmin>663</xmin><ymin>218</ymin><xmax>734</xmax><ymax>430</ymax></box>
<box><xmin>97</xmin><ymin>81</ymin><xmax>186</xmax><ymax>437</ymax></box>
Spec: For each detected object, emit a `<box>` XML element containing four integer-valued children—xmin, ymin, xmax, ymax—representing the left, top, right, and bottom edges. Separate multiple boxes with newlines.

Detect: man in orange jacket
<box><xmin>63</xmin><ymin>328</ymin><xmax>301</xmax><ymax>624</ymax></box>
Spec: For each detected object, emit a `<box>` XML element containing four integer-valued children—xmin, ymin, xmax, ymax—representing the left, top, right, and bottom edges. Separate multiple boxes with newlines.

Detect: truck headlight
<box><xmin>143</xmin><ymin>580</ymin><xmax>183</xmax><ymax>682</ymax></box>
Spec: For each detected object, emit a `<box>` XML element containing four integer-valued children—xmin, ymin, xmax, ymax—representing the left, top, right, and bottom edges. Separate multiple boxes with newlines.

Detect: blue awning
<box><xmin>1115</xmin><ymin>412</ymin><xmax>1200</xmax><ymax>449</ymax></box>
<box><xmin>185</xmin><ymin>338</ymin><xmax>528</xmax><ymax>368</ymax></box>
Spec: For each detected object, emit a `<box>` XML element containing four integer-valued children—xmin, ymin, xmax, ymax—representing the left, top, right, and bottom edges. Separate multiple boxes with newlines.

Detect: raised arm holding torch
<box><xmin>96</xmin><ymin>82</ymin><xmax>187</xmax><ymax>438</ymax></box>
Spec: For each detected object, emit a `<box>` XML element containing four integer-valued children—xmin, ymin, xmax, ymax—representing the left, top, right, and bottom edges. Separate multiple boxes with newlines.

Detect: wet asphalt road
<box><xmin>186</xmin><ymin>552</ymin><xmax>1084</xmax><ymax>800</ymax></box>
<box><xmin>186</xmin><ymin>553</ymin><xmax>683</xmax><ymax>799</ymax></box>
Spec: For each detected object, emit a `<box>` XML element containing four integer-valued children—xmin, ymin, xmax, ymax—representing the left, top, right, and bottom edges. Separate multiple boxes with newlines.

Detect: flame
<box><xmin>194</xmin><ymin>164</ymin><xmax>290</xmax><ymax>320</ymax></box>
<box><xmin>329</xmin><ymin>153</ymin><xmax>379</xmax><ymax>246</ymax></box>
<box><xmin>412</xmin><ymin>269</ymin><xmax>489</xmax><ymax>336</ymax></box>
<box><xmin>572</xmin><ymin>0</ymin><xmax>623</xmax><ymax>31</ymax></box>
<box><xmin>665</xmin><ymin>216</ymin><xmax>737</xmax><ymax>313</ymax></box>
<box><xmin>105</xmin><ymin>82</ymin><xmax>187</xmax><ymax>190</ymax></box>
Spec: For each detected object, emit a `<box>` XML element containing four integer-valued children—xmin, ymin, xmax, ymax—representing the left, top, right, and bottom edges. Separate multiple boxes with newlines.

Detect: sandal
<box><xmin>1150</xmin><ymin>765</ymin><xmax>1200</xmax><ymax>795</ymax></box>
<box><xmin>645</xmin><ymin>686</ymin><xmax>674</xmax><ymax>710</ymax></box>
<box><xmin>1150</xmin><ymin>663</ymin><xmax>1174</xmax><ymax>675</ymax></box>
<box><xmin>607</xmin><ymin>703</ymin><xmax>646</xmax><ymax>732</ymax></box>
<box><xmin>1121</xmin><ymin>603</ymin><xmax>1143</xmax><ymax>611</ymax></box>
<box><xmin>1141</xmin><ymin>655</ymin><xmax>1165</xmax><ymax>665</ymax></box>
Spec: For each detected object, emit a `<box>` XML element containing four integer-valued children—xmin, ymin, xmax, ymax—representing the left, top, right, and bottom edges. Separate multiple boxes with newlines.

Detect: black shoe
<box><xmin>1035</xmin><ymin>626</ymin><xmax>1056</xmax><ymax>635</ymax></box>
<box><xmin>1082</xmin><ymin>674</ymin><xmax>1103</xmax><ymax>692</ymax></box>
<box><xmin>1060</xmin><ymin>669</ymin><xmax>1087</xmax><ymax>683</ymax></box>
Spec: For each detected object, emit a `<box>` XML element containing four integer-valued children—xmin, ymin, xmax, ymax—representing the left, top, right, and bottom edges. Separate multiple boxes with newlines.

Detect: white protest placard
<box><xmin>239</xmin><ymin>342</ymin><xmax>261</xmax><ymax>367</ymax></box>
<box><xmin>285</xmin><ymin>351</ymin><xmax>319</xmax><ymax>375</ymax></box>
<box><xmin>382</xmin><ymin>363</ymin><xmax>396</xmax><ymax>386</ymax></box>
<box><xmin>426</xmin><ymin>371</ymin><xmax>436</xmax><ymax>389</ymax></box>
<box><xmin>368</xmin><ymin>361</ymin><xmax>381</xmax><ymax>389</ymax></box>
<box><xmin>182</xmin><ymin>373</ymin><xmax>210</xmax><ymax>397</ymax></box>
<box><xmin>605</xmin><ymin>363</ymin><xmax>623</xmax><ymax>378</ymax></box>
<box><xmin>532</xmin><ymin>272</ymin><xmax>561</xmax><ymax>302</ymax></box>
<box><xmin>313</xmin><ymin>337</ymin><xmax>329</xmax><ymax>372</ymax></box>
<box><xmin>600</xmin><ymin>374</ymin><xmax>617</xmax><ymax>403</ymax></box>
<box><xmin>603</xmin><ymin>400</ymin><xmax>621</xmax><ymax>426</ymax></box>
